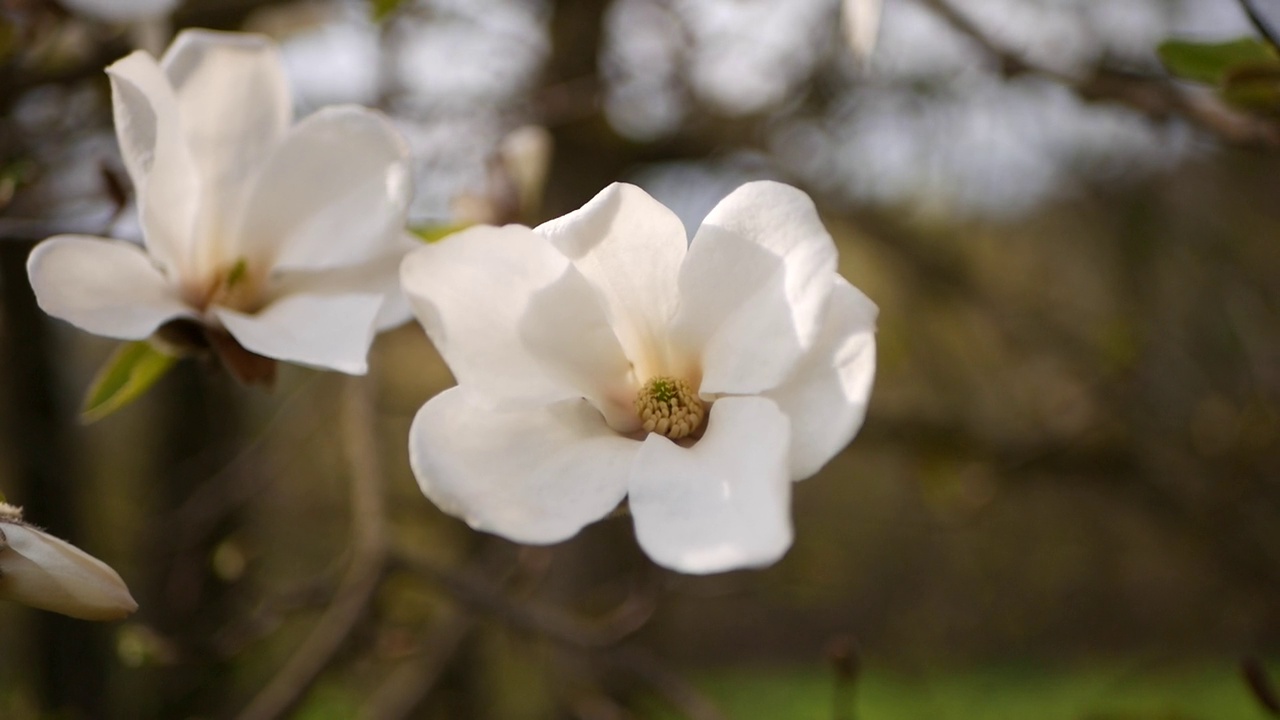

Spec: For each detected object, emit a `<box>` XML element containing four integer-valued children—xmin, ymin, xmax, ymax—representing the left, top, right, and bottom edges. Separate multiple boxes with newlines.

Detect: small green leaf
<box><xmin>369</xmin><ymin>0</ymin><xmax>409</xmax><ymax>22</ymax></box>
<box><xmin>1157</xmin><ymin>37</ymin><xmax>1278</xmax><ymax>85</ymax></box>
<box><xmin>1222</xmin><ymin>61</ymin><xmax>1280</xmax><ymax>113</ymax></box>
<box><xmin>410</xmin><ymin>223</ymin><xmax>470</xmax><ymax>243</ymax></box>
<box><xmin>81</xmin><ymin>342</ymin><xmax>177</xmax><ymax>423</ymax></box>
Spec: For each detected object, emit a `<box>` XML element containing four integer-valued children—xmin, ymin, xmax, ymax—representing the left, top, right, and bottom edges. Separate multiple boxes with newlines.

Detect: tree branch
<box><xmin>394</xmin><ymin>545</ymin><xmax>721</xmax><ymax>720</ymax></box>
<box><xmin>234</xmin><ymin>376</ymin><xmax>388</xmax><ymax>720</ymax></box>
<box><xmin>919</xmin><ymin>0</ymin><xmax>1280</xmax><ymax>147</ymax></box>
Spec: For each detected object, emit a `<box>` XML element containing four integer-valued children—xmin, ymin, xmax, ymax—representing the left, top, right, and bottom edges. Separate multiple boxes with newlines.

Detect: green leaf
<box><xmin>81</xmin><ymin>342</ymin><xmax>177</xmax><ymax>424</ymax></box>
<box><xmin>1157</xmin><ymin>37</ymin><xmax>1278</xmax><ymax>85</ymax></box>
<box><xmin>369</xmin><ymin>0</ymin><xmax>409</xmax><ymax>22</ymax></box>
<box><xmin>410</xmin><ymin>223</ymin><xmax>470</xmax><ymax>243</ymax></box>
<box><xmin>1222</xmin><ymin>61</ymin><xmax>1280</xmax><ymax>114</ymax></box>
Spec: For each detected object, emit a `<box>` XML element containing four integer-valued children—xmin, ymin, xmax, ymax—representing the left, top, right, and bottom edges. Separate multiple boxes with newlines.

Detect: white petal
<box><xmin>0</xmin><ymin>522</ymin><xmax>137</xmax><ymax>621</ymax></box>
<box><xmin>27</xmin><ymin>235</ymin><xmax>191</xmax><ymax>339</ymax></box>
<box><xmin>106</xmin><ymin>50</ymin><xmax>198</xmax><ymax>277</ymax></box>
<box><xmin>409</xmin><ymin>387</ymin><xmax>637</xmax><ymax>544</ymax></box>
<box><xmin>237</xmin><ymin>106</ymin><xmax>411</xmax><ymax>272</ymax></box>
<box><xmin>161</xmin><ymin>30</ymin><xmax>292</xmax><ymax>254</ymax></box>
<box><xmin>521</xmin><ymin>262</ymin><xmax>637</xmax><ymax>431</ymax></box>
<box><xmin>629</xmin><ymin>396</ymin><xmax>793</xmax><ymax>574</ymax></box>
<box><xmin>767</xmin><ymin>277</ymin><xmax>878</xmax><ymax>480</ymax></box>
<box><xmin>215</xmin><ymin>292</ymin><xmax>384</xmax><ymax>375</ymax></box>
<box><xmin>675</xmin><ymin>181</ymin><xmax>838</xmax><ymax>395</ymax></box>
<box><xmin>400</xmin><ymin>225</ymin><xmax>579</xmax><ymax>406</ymax></box>
<box><xmin>269</xmin><ymin>233</ymin><xmax>418</xmax><ymax>331</ymax></box>
<box><xmin>535</xmin><ymin>183</ymin><xmax>688</xmax><ymax>378</ymax></box>
<box><xmin>842</xmin><ymin>0</ymin><xmax>883</xmax><ymax>62</ymax></box>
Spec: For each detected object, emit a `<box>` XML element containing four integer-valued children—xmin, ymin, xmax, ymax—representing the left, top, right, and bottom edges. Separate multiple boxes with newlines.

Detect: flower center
<box><xmin>634</xmin><ymin>376</ymin><xmax>705</xmax><ymax>440</ymax></box>
<box><xmin>194</xmin><ymin>257</ymin><xmax>262</xmax><ymax>313</ymax></box>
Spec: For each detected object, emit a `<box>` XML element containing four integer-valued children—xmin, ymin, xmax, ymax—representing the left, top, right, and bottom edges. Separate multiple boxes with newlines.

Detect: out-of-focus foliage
<box><xmin>368</xmin><ymin>0</ymin><xmax>411</xmax><ymax>23</ymax></box>
<box><xmin>1160</xmin><ymin>36</ymin><xmax>1280</xmax><ymax>114</ymax></box>
<box><xmin>650</xmin><ymin>664</ymin><xmax>1276</xmax><ymax>720</ymax></box>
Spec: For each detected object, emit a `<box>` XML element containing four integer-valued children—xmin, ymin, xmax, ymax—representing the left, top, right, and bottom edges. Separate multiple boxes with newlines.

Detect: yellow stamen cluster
<box><xmin>635</xmin><ymin>376</ymin><xmax>705</xmax><ymax>440</ymax></box>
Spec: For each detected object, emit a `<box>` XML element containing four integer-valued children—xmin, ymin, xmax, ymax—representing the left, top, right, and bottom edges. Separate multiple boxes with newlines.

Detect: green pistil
<box><xmin>225</xmin><ymin>257</ymin><xmax>248</xmax><ymax>289</ymax></box>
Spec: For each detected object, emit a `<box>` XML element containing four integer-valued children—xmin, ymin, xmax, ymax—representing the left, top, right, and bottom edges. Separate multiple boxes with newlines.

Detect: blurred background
<box><xmin>1</xmin><ymin>0</ymin><xmax>1279</xmax><ymax>718</ymax></box>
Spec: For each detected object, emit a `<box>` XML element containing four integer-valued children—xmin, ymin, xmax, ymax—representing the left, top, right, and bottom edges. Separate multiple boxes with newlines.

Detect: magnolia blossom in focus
<box><xmin>0</xmin><ymin>504</ymin><xmax>137</xmax><ymax>621</ymax></box>
<box><xmin>28</xmin><ymin>30</ymin><xmax>414</xmax><ymax>379</ymax></box>
<box><xmin>402</xmin><ymin>181</ymin><xmax>877</xmax><ymax>574</ymax></box>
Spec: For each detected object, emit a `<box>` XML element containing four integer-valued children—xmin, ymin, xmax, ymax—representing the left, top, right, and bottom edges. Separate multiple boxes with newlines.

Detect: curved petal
<box><xmin>535</xmin><ymin>183</ymin><xmax>688</xmax><ymax>379</ymax></box>
<box><xmin>161</xmin><ymin>30</ymin><xmax>292</xmax><ymax>254</ymax></box>
<box><xmin>268</xmin><ymin>233</ymin><xmax>418</xmax><ymax>331</ymax></box>
<box><xmin>400</xmin><ymin>225</ymin><xmax>579</xmax><ymax>406</ymax></box>
<box><xmin>214</xmin><ymin>292</ymin><xmax>384</xmax><ymax>375</ymax></box>
<box><xmin>766</xmin><ymin>278</ymin><xmax>878</xmax><ymax>480</ymax></box>
<box><xmin>237</xmin><ymin>106</ymin><xmax>411</xmax><ymax>272</ymax></box>
<box><xmin>409</xmin><ymin>386</ymin><xmax>637</xmax><ymax>544</ymax></box>
<box><xmin>674</xmin><ymin>182</ymin><xmax>838</xmax><ymax>395</ymax></box>
<box><xmin>106</xmin><ymin>50</ymin><xmax>198</xmax><ymax>277</ymax></box>
<box><xmin>521</xmin><ymin>264</ymin><xmax>637</xmax><ymax>432</ymax></box>
<box><xmin>0</xmin><ymin>522</ymin><xmax>137</xmax><ymax>621</ymax></box>
<box><xmin>629</xmin><ymin>396</ymin><xmax>793</xmax><ymax>574</ymax></box>
<box><xmin>27</xmin><ymin>235</ymin><xmax>191</xmax><ymax>339</ymax></box>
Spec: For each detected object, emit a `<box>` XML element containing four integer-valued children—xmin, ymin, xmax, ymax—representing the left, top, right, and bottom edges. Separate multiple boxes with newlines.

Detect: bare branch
<box><xmin>919</xmin><ymin>0</ymin><xmax>1280</xmax><ymax>148</ymax></box>
<box><xmin>234</xmin><ymin>376</ymin><xmax>388</xmax><ymax>720</ymax></box>
<box><xmin>358</xmin><ymin>616</ymin><xmax>476</xmax><ymax>720</ymax></box>
<box><xmin>394</xmin><ymin>545</ymin><xmax>722</xmax><ymax>720</ymax></box>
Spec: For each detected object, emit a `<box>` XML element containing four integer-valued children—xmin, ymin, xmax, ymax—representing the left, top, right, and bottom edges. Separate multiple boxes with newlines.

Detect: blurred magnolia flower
<box><xmin>60</xmin><ymin>0</ymin><xmax>180</xmax><ymax>23</ymax></box>
<box><xmin>0</xmin><ymin>503</ymin><xmax>137</xmax><ymax>621</ymax></box>
<box><xmin>842</xmin><ymin>0</ymin><xmax>884</xmax><ymax>63</ymax></box>
<box><xmin>452</xmin><ymin>125</ymin><xmax>554</xmax><ymax>226</ymax></box>
<box><xmin>28</xmin><ymin>30</ymin><xmax>414</xmax><ymax>380</ymax></box>
<box><xmin>403</xmin><ymin>181</ymin><xmax>877</xmax><ymax>574</ymax></box>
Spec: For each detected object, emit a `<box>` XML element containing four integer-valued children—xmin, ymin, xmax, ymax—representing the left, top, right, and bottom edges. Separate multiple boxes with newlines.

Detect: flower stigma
<box><xmin>197</xmin><ymin>257</ymin><xmax>261</xmax><ymax>313</ymax></box>
<box><xmin>634</xmin><ymin>376</ymin><xmax>705</xmax><ymax>440</ymax></box>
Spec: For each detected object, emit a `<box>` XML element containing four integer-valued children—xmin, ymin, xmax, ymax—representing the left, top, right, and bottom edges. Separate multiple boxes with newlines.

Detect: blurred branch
<box><xmin>358</xmin><ymin>615</ymin><xmax>476</xmax><ymax>720</ymax></box>
<box><xmin>394</xmin><ymin>545</ymin><xmax>722</xmax><ymax>720</ymax></box>
<box><xmin>606</xmin><ymin>649</ymin><xmax>727</xmax><ymax>720</ymax></box>
<box><xmin>158</xmin><ymin>373</ymin><xmax>324</xmax><ymax>557</ymax></box>
<box><xmin>395</xmin><ymin>544</ymin><xmax>655</xmax><ymax>650</ymax></box>
<box><xmin>234</xmin><ymin>376</ymin><xmax>388</xmax><ymax>720</ymax></box>
<box><xmin>1243</xmin><ymin>656</ymin><xmax>1280</xmax><ymax>717</ymax></box>
<box><xmin>919</xmin><ymin>0</ymin><xmax>1280</xmax><ymax>148</ymax></box>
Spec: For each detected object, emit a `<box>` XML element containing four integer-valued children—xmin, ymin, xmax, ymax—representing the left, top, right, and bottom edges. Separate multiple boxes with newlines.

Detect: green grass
<box><xmin>648</xmin><ymin>662</ymin><xmax>1275</xmax><ymax>720</ymax></box>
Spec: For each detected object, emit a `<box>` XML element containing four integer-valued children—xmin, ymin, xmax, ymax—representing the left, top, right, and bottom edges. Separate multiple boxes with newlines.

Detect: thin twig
<box><xmin>394</xmin><ymin>543</ymin><xmax>655</xmax><ymax>649</ymax></box>
<box><xmin>605</xmin><ymin>649</ymin><xmax>728</xmax><ymax>720</ymax></box>
<box><xmin>357</xmin><ymin>615</ymin><xmax>476</xmax><ymax>720</ymax></box>
<box><xmin>234</xmin><ymin>376</ymin><xmax>388</xmax><ymax>720</ymax></box>
<box><xmin>394</xmin><ymin>545</ymin><xmax>722</xmax><ymax>720</ymax></box>
<box><xmin>919</xmin><ymin>0</ymin><xmax>1280</xmax><ymax>147</ymax></box>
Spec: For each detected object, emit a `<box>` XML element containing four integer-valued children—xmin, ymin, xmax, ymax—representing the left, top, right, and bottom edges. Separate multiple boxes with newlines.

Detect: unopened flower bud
<box><xmin>0</xmin><ymin>503</ymin><xmax>137</xmax><ymax>621</ymax></box>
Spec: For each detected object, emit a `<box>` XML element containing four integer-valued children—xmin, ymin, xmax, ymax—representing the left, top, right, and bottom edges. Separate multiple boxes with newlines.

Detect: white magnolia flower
<box><xmin>28</xmin><ymin>30</ymin><xmax>414</xmax><ymax>378</ymax></box>
<box><xmin>402</xmin><ymin>181</ymin><xmax>877</xmax><ymax>574</ymax></box>
<box><xmin>0</xmin><ymin>504</ymin><xmax>137</xmax><ymax>621</ymax></box>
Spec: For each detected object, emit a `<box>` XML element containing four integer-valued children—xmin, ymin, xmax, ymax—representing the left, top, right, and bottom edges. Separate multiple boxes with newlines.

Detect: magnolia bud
<box><xmin>0</xmin><ymin>504</ymin><xmax>137</xmax><ymax>621</ymax></box>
